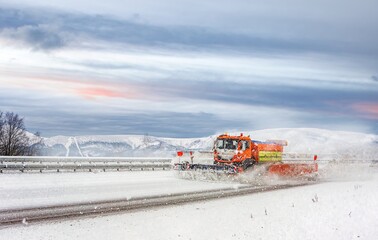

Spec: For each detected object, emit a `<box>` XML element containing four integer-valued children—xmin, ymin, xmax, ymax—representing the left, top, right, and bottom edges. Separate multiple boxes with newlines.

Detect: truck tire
<box><xmin>242</xmin><ymin>159</ymin><xmax>255</xmax><ymax>170</ymax></box>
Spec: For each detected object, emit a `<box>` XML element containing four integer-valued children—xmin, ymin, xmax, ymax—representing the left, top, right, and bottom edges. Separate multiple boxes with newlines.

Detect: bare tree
<box><xmin>0</xmin><ymin>111</ymin><xmax>40</xmax><ymax>156</ymax></box>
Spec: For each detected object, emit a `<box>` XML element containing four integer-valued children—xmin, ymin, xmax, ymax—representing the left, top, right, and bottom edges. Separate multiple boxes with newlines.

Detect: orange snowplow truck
<box><xmin>212</xmin><ymin>133</ymin><xmax>317</xmax><ymax>176</ymax></box>
<box><xmin>213</xmin><ymin>133</ymin><xmax>286</xmax><ymax>170</ymax></box>
<box><xmin>175</xmin><ymin>133</ymin><xmax>317</xmax><ymax>177</ymax></box>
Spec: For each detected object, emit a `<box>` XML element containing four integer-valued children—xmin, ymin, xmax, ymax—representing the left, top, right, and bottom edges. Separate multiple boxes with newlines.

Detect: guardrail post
<box><xmin>314</xmin><ymin>155</ymin><xmax>318</xmax><ymax>172</ymax></box>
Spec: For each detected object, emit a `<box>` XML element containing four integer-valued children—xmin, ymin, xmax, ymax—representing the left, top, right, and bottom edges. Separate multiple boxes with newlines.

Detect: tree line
<box><xmin>0</xmin><ymin>111</ymin><xmax>41</xmax><ymax>156</ymax></box>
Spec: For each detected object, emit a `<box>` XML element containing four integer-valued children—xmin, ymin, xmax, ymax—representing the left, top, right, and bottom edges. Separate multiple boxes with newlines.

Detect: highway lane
<box><xmin>0</xmin><ymin>182</ymin><xmax>312</xmax><ymax>227</ymax></box>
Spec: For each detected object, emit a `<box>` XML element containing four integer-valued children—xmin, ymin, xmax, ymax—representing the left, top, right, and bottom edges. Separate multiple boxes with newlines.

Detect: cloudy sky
<box><xmin>0</xmin><ymin>0</ymin><xmax>377</xmax><ymax>137</ymax></box>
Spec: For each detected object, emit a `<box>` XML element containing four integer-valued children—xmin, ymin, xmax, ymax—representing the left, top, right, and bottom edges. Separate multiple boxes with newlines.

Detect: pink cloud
<box><xmin>1</xmin><ymin>68</ymin><xmax>143</xmax><ymax>100</ymax></box>
<box><xmin>77</xmin><ymin>87</ymin><xmax>134</xmax><ymax>99</ymax></box>
<box><xmin>351</xmin><ymin>102</ymin><xmax>378</xmax><ymax>119</ymax></box>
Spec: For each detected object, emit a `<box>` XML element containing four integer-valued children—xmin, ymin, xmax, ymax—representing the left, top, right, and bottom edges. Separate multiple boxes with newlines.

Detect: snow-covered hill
<box><xmin>41</xmin><ymin>134</ymin><xmax>215</xmax><ymax>157</ymax></box>
<box><xmin>39</xmin><ymin>128</ymin><xmax>378</xmax><ymax>158</ymax></box>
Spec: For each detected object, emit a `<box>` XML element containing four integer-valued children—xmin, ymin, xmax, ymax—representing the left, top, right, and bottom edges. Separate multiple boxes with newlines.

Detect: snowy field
<box><xmin>1</xmin><ymin>165</ymin><xmax>377</xmax><ymax>239</ymax></box>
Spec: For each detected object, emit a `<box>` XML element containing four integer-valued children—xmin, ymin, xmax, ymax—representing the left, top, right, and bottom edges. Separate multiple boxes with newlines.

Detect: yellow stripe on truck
<box><xmin>258</xmin><ymin>151</ymin><xmax>283</xmax><ymax>162</ymax></box>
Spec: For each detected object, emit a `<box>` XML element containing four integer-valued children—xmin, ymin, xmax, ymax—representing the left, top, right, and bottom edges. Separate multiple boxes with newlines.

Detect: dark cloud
<box><xmin>0</xmin><ymin>8</ymin><xmax>67</xmax><ymax>50</ymax></box>
<box><xmin>0</xmin><ymin>8</ymin><xmax>294</xmax><ymax>52</ymax></box>
<box><xmin>372</xmin><ymin>75</ymin><xmax>378</xmax><ymax>82</ymax></box>
<box><xmin>1</xmin><ymin>7</ymin><xmax>377</xmax><ymax>57</ymax></box>
<box><xmin>0</xmin><ymin>8</ymin><xmax>40</xmax><ymax>28</ymax></box>
<box><xmin>2</xmin><ymin>25</ymin><xmax>67</xmax><ymax>50</ymax></box>
<box><xmin>141</xmin><ymin>78</ymin><xmax>378</xmax><ymax>116</ymax></box>
<box><xmin>17</xmin><ymin>110</ymin><xmax>247</xmax><ymax>138</ymax></box>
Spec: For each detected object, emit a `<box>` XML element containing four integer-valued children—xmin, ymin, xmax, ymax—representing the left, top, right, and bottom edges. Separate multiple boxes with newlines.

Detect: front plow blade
<box><xmin>268</xmin><ymin>163</ymin><xmax>318</xmax><ymax>177</ymax></box>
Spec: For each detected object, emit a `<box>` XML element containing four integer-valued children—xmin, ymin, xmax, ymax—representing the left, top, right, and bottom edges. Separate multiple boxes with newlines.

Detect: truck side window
<box><xmin>240</xmin><ymin>141</ymin><xmax>249</xmax><ymax>150</ymax></box>
<box><xmin>216</xmin><ymin>140</ymin><xmax>224</xmax><ymax>149</ymax></box>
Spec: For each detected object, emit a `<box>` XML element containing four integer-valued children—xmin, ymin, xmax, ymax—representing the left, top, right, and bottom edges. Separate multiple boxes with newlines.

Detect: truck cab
<box><xmin>213</xmin><ymin>134</ymin><xmax>258</xmax><ymax>169</ymax></box>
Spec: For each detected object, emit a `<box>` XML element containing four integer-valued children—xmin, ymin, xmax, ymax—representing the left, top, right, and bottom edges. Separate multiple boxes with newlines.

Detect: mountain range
<box><xmin>38</xmin><ymin>128</ymin><xmax>378</xmax><ymax>159</ymax></box>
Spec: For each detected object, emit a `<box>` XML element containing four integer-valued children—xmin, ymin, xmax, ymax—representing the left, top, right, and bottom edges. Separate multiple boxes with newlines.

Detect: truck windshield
<box><xmin>216</xmin><ymin>139</ymin><xmax>238</xmax><ymax>150</ymax></box>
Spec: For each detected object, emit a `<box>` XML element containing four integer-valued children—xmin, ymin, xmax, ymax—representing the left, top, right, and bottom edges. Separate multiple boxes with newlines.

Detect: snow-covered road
<box><xmin>1</xmin><ymin>164</ymin><xmax>377</xmax><ymax>240</ymax></box>
<box><xmin>1</xmin><ymin>170</ymin><xmax>377</xmax><ymax>240</ymax></box>
<box><xmin>0</xmin><ymin>171</ymin><xmax>245</xmax><ymax>211</ymax></box>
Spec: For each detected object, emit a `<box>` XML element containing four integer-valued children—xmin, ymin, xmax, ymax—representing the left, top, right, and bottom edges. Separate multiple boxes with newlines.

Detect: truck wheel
<box><xmin>242</xmin><ymin>159</ymin><xmax>255</xmax><ymax>170</ymax></box>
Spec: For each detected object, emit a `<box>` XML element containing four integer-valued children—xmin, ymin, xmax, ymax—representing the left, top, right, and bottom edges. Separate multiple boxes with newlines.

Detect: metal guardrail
<box><xmin>0</xmin><ymin>156</ymin><xmax>173</xmax><ymax>173</ymax></box>
<box><xmin>1</xmin><ymin>153</ymin><xmax>376</xmax><ymax>173</ymax></box>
